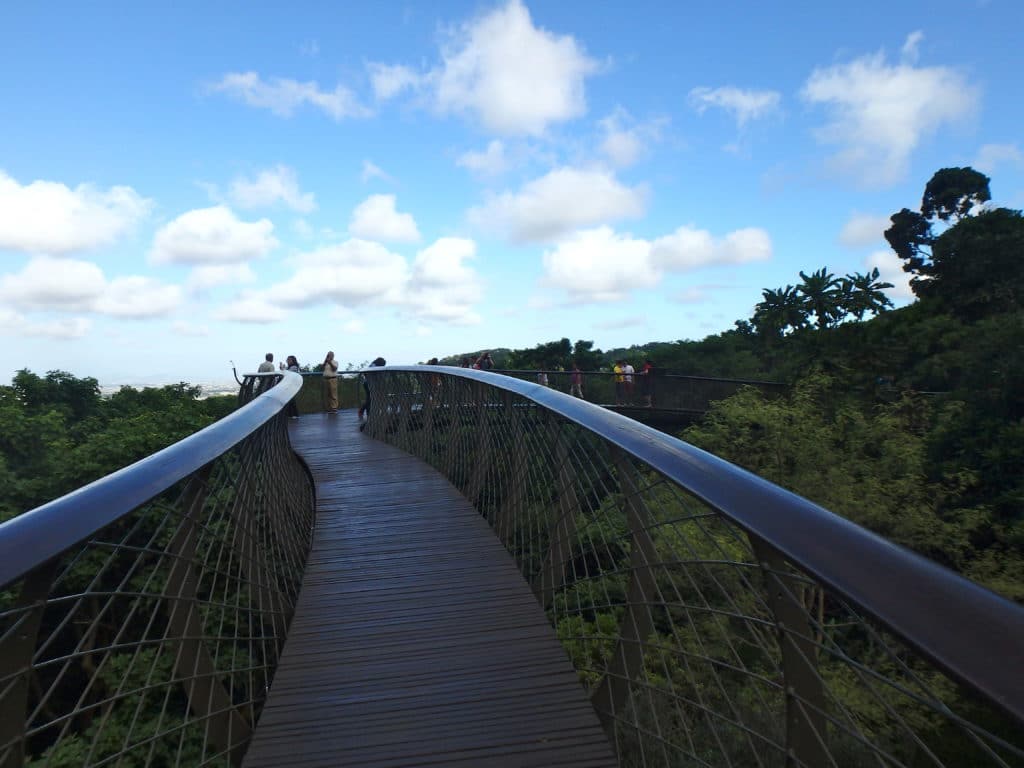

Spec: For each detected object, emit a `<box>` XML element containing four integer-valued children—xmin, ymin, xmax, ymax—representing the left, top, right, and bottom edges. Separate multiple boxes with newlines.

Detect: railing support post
<box><xmin>749</xmin><ymin>535</ymin><xmax>829</xmax><ymax>768</ymax></box>
<box><xmin>0</xmin><ymin>558</ymin><xmax>59</xmax><ymax>768</ymax></box>
<box><xmin>533</xmin><ymin>423</ymin><xmax>581</xmax><ymax>607</ymax></box>
<box><xmin>163</xmin><ymin>466</ymin><xmax>251</xmax><ymax>766</ymax></box>
<box><xmin>591</xmin><ymin>448</ymin><xmax>659</xmax><ymax>744</ymax></box>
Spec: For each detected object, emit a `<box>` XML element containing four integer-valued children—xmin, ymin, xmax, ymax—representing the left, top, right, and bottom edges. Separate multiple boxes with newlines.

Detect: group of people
<box><xmin>454</xmin><ymin>352</ymin><xmax>495</xmax><ymax>370</ymax></box>
<box><xmin>613</xmin><ymin>359</ymin><xmax>654</xmax><ymax>407</ymax></box>
<box><xmin>256</xmin><ymin>351</ymin><xmax>385</xmax><ymax>427</ymax></box>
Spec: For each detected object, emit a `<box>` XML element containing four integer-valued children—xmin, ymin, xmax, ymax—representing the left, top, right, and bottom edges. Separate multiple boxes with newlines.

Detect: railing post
<box><xmin>0</xmin><ymin>559</ymin><xmax>59</xmax><ymax>768</ymax></box>
<box><xmin>163</xmin><ymin>466</ymin><xmax>252</xmax><ymax>766</ymax></box>
<box><xmin>749</xmin><ymin>535</ymin><xmax>829</xmax><ymax>768</ymax></box>
<box><xmin>466</xmin><ymin>383</ymin><xmax>493</xmax><ymax>506</ymax></box>
<box><xmin>591</xmin><ymin>447</ymin><xmax>659</xmax><ymax>744</ymax></box>
<box><xmin>495</xmin><ymin>391</ymin><xmax>529</xmax><ymax>545</ymax></box>
<box><xmin>533</xmin><ymin>423</ymin><xmax>582</xmax><ymax>607</ymax></box>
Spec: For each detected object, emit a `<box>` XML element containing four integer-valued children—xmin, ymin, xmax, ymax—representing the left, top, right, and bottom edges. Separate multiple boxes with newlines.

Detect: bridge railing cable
<box><xmin>364</xmin><ymin>365</ymin><xmax>1024</xmax><ymax>768</ymax></box>
<box><xmin>0</xmin><ymin>371</ymin><xmax>314</xmax><ymax>768</ymax></box>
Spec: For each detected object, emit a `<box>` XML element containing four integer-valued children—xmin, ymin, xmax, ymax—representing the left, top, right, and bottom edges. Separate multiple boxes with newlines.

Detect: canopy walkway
<box><xmin>2</xmin><ymin>368</ymin><xmax>1023</xmax><ymax>767</ymax></box>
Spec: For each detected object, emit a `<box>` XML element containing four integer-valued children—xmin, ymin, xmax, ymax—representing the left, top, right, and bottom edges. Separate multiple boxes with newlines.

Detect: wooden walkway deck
<box><xmin>243</xmin><ymin>411</ymin><xmax>617</xmax><ymax>768</ymax></box>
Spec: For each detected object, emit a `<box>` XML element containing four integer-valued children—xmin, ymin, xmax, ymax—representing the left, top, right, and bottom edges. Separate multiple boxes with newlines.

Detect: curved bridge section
<box><xmin>365</xmin><ymin>366</ymin><xmax>1024</xmax><ymax>767</ymax></box>
<box><xmin>0</xmin><ymin>372</ymin><xmax>314</xmax><ymax>767</ymax></box>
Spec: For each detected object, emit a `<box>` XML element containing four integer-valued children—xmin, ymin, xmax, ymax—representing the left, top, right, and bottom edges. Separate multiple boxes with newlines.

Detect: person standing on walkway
<box><xmin>322</xmin><ymin>351</ymin><xmax>339</xmax><ymax>413</ymax></box>
<box><xmin>358</xmin><ymin>356</ymin><xmax>386</xmax><ymax>431</ymax></box>
<box><xmin>258</xmin><ymin>353</ymin><xmax>275</xmax><ymax>372</ymax></box>
<box><xmin>569</xmin><ymin>362</ymin><xmax>584</xmax><ymax>399</ymax></box>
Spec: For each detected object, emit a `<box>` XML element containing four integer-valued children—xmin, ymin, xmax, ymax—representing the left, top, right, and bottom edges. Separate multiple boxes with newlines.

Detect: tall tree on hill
<box><xmin>885</xmin><ymin>166</ymin><xmax>1023</xmax><ymax>318</ymax></box>
<box><xmin>840</xmin><ymin>268</ymin><xmax>894</xmax><ymax>320</ymax></box>
<box><xmin>752</xmin><ymin>285</ymin><xmax>806</xmax><ymax>337</ymax></box>
<box><xmin>797</xmin><ymin>268</ymin><xmax>844</xmax><ymax>329</ymax></box>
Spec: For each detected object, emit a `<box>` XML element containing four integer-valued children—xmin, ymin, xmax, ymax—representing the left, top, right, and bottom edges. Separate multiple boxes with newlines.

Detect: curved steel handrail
<box><xmin>0</xmin><ymin>371</ymin><xmax>301</xmax><ymax>589</ymax></box>
<box><xmin>374</xmin><ymin>365</ymin><xmax>1024</xmax><ymax>723</ymax></box>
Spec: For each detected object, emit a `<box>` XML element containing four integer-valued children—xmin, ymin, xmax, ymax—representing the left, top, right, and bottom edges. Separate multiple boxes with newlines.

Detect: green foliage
<box><xmin>0</xmin><ymin>373</ymin><xmax>238</xmax><ymax>521</ymax></box>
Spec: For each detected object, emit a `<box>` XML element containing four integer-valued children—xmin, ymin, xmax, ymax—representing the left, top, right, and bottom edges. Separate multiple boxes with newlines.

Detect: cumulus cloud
<box><xmin>651</xmin><ymin>226</ymin><xmax>771</xmax><ymax>270</ymax></box>
<box><xmin>434</xmin><ymin>0</ymin><xmax>598</xmax><ymax>135</ymax></box>
<box><xmin>150</xmin><ymin>206</ymin><xmax>278</xmax><ymax>265</ymax></box>
<box><xmin>230</xmin><ymin>165</ymin><xmax>316</xmax><ymax>212</ymax></box>
<box><xmin>456</xmin><ymin>140</ymin><xmax>509</xmax><ymax>177</ymax></box>
<box><xmin>0</xmin><ymin>308</ymin><xmax>91</xmax><ymax>339</ymax></box>
<box><xmin>801</xmin><ymin>36</ymin><xmax>979</xmax><ymax>186</ymax></box>
<box><xmin>273</xmin><ymin>239</ymin><xmax>411</xmax><ymax>307</ymax></box>
<box><xmin>0</xmin><ymin>171</ymin><xmax>151</xmax><ymax>254</ymax></box>
<box><xmin>94</xmin><ymin>277</ymin><xmax>183</xmax><ymax>318</ymax></box>
<box><xmin>542</xmin><ymin>224</ymin><xmax>772</xmax><ymax>304</ymax></box>
<box><xmin>973</xmin><ymin>143</ymin><xmax>1023</xmax><ymax>174</ymax></box>
<box><xmin>406</xmin><ymin>237</ymin><xmax>482</xmax><ymax>325</ymax></box>
<box><xmin>688</xmin><ymin>86</ymin><xmax>781</xmax><ymax>128</ymax></box>
<box><xmin>186</xmin><ymin>264</ymin><xmax>257</xmax><ymax>293</ymax></box>
<box><xmin>839</xmin><ymin>213</ymin><xmax>891</xmax><ymax>247</ymax></box>
<box><xmin>0</xmin><ymin>256</ymin><xmax>181</xmax><ymax>318</ymax></box>
<box><xmin>901</xmin><ymin>30</ymin><xmax>924</xmax><ymax>64</ymax></box>
<box><xmin>597</xmin><ymin>109</ymin><xmax>666</xmax><ymax>168</ymax></box>
<box><xmin>469</xmin><ymin>167</ymin><xmax>646</xmax><ymax>243</ymax></box>
<box><xmin>542</xmin><ymin>227</ymin><xmax>659</xmax><ymax>302</ymax></box>
<box><xmin>213</xmin><ymin>293</ymin><xmax>288</xmax><ymax>324</ymax></box>
<box><xmin>348</xmin><ymin>194</ymin><xmax>421</xmax><ymax>243</ymax></box>
<box><xmin>367</xmin><ymin>63</ymin><xmax>425</xmax><ymax>101</ymax></box>
<box><xmin>208</xmin><ymin>71</ymin><xmax>371</xmax><ymax>120</ymax></box>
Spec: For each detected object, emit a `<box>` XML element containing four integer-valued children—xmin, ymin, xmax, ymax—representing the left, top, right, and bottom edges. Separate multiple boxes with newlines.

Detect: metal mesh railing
<box><xmin>364</xmin><ymin>366</ymin><xmax>1024</xmax><ymax>768</ymax></box>
<box><xmin>0</xmin><ymin>372</ymin><xmax>314</xmax><ymax>767</ymax></box>
<box><xmin>493</xmin><ymin>369</ymin><xmax>784</xmax><ymax>413</ymax></box>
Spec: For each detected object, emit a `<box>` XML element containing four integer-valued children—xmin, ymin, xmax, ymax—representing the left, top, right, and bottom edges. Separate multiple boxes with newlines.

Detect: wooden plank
<box><xmin>243</xmin><ymin>411</ymin><xmax>616</xmax><ymax>768</ymax></box>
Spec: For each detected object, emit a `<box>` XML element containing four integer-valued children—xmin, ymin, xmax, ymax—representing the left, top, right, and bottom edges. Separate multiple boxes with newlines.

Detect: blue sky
<box><xmin>1</xmin><ymin>0</ymin><xmax>1021</xmax><ymax>387</ymax></box>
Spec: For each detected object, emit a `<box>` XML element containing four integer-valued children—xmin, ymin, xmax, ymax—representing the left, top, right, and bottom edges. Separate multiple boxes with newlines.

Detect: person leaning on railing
<box><xmin>358</xmin><ymin>357</ymin><xmax>386</xmax><ymax>431</ymax></box>
<box><xmin>322</xmin><ymin>351</ymin><xmax>339</xmax><ymax>413</ymax></box>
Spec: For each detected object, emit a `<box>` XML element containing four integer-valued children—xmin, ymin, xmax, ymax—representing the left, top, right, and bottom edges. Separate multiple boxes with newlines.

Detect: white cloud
<box><xmin>0</xmin><ymin>256</ymin><xmax>181</xmax><ymax>318</ymax></box>
<box><xmin>651</xmin><ymin>226</ymin><xmax>771</xmax><ymax>270</ymax></box>
<box><xmin>0</xmin><ymin>308</ymin><xmax>92</xmax><ymax>340</ymax></box>
<box><xmin>367</xmin><ymin>63</ymin><xmax>424</xmax><ymax>100</ymax></box>
<box><xmin>342</xmin><ymin>318</ymin><xmax>365</xmax><ymax>334</ymax></box>
<box><xmin>186</xmin><ymin>264</ymin><xmax>257</xmax><ymax>292</ymax></box>
<box><xmin>94</xmin><ymin>277</ymin><xmax>183</xmax><ymax>318</ymax></box>
<box><xmin>469</xmin><ymin>167</ymin><xmax>646</xmax><ymax>243</ymax></box>
<box><xmin>839</xmin><ymin>213</ymin><xmax>891</xmax><ymax>247</ymax></box>
<box><xmin>973</xmin><ymin>143</ymin><xmax>1023</xmax><ymax>174</ymax></box>
<box><xmin>0</xmin><ymin>171</ymin><xmax>151</xmax><ymax>254</ymax></box>
<box><xmin>866</xmin><ymin>249</ymin><xmax>914</xmax><ymax>301</ymax></box>
<box><xmin>213</xmin><ymin>293</ymin><xmax>288</xmax><ymax>324</ymax></box>
<box><xmin>348</xmin><ymin>194</ymin><xmax>421</xmax><ymax>243</ymax></box>
<box><xmin>542</xmin><ymin>224</ymin><xmax>772</xmax><ymax>304</ymax></box>
<box><xmin>688</xmin><ymin>86</ymin><xmax>781</xmax><ymax>128</ymax></box>
<box><xmin>542</xmin><ymin>227</ymin><xmax>659</xmax><ymax>302</ymax></box>
<box><xmin>230</xmin><ymin>165</ymin><xmax>316</xmax><ymax>212</ymax></box>
<box><xmin>150</xmin><ymin>206</ymin><xmax>278</xmax><ymax>265</ymax></box>
<box><xmin>456</xmin><ymin>140</ymin><xmax>509</xmax><ymax>177</ymax></box>
<box><xmin>361</xmin><ymin>159</ymin><xmax>395</xmax><ymax>184</ymax></box>
<box><xmin>0</xmin><ymin>255</ymin><xmax>106</xmax><ymax>310</ymax></box>
<box><xmin>801</xmin><ymin>45</ymin><xmax>979</xmax><ymax>186</ymax></box>
<box><xmin>901</xmin><ymin>31</ymin><xmax>925</xmax><ymax>64</ymax></box>
<box><xmin>406</xmin><ymin>237</ymin><xmax>482</xmax><ymax>325</ymax></box>
<box><xmin>208</xmin><ymin>71</ymin><xmax>371</xmax><ymax>120</ymax></box>
<box><xmin>274</xmin><ymin>239</ymin><xmax>410</xmax><ymax>307</ymax></box>
<box><xmin>434</xmin><ymin>0</ymin><xmax>598</xmax><ymax>135</ymax></box>
<box><xmin>598</xmin><ymin>109</ymin><xmax>665</xmax><ymax>168</ymax></box>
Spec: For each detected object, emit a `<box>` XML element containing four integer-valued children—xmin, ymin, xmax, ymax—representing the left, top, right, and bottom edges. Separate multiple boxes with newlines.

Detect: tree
<box><xmin>840</xmin><ymin>268</ymin><xmax>894</xmax><ymax>320</ymax></box>
<box><xmin>752</xmin><ymin>285</ymin><xmax>807</xmax><ymax>337</ymax></box>
<box><xmin>797</xmin><ymin>268</ymin><xmax>844</xmax><ymax>329</ymax></box>
<box><xmin>885</xmin><ymin>167</ymin><xmax>994</xmax><ymax>299</ymax></box>
<box><xmin>921</xmin><ymin>167</ymin><xmax>991</xmax><ymax>223</ymax></box>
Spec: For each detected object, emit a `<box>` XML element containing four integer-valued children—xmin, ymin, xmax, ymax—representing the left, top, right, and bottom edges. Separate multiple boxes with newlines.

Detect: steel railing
<box><xmin>0</xmin><ymin>371</ymin><xmax>314</xmax><ymax>768</ymax></box>
<box><xmin>363</xmin><ymin>365</ymin><xmax>1024</xmax><ymax>768</ymax></box>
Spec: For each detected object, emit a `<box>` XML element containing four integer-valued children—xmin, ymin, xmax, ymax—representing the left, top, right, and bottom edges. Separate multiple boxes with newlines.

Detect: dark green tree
<box><xmin>839</xmin><ymin>268</ymin><xmax>894</xmax><ymax>320</ymax></box>
<box><xmin>797</xmin><ymin>268</ymin><xmax>844</xmax><ymax>329</ymax></box>
<box><xmin>752</xmin><ymin>285</ymin><xmax>806</xmax><ymax>337</ymax></box>
<box><xmin>921</xmin><ymin>167</ymin><xmax>991</xmax><ymax>222</ymax></box>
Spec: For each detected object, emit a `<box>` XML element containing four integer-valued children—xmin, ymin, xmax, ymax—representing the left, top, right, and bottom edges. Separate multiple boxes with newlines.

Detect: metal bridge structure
<box><xmin>2</xmin><ymin>368</ymin><xmax>1022</xmax><ymax>767</ymax></box>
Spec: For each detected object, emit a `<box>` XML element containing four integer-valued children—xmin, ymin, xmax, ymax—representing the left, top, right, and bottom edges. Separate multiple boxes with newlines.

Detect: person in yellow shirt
<box><xmin>613</xmin><ymin>361</ymin><xmax>624</xmax><ymax>406</ymax></box>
